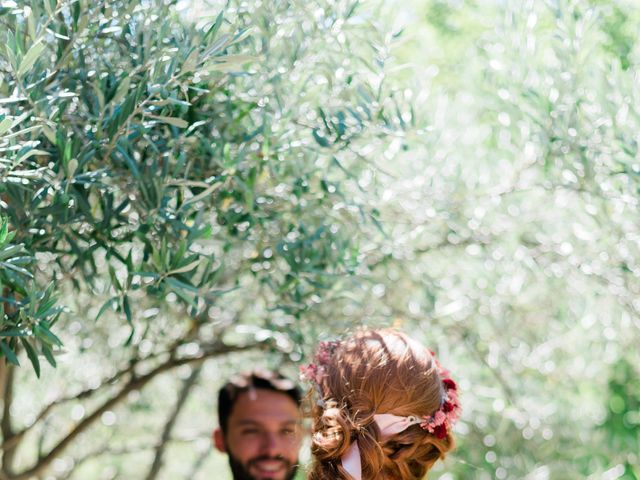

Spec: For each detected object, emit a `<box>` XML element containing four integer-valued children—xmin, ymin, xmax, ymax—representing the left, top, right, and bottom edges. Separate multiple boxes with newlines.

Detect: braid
<box><xmin>382</xmin><ymin>430</ymin><xmax>455</xmax><ymax>478</ymax></box>
<box><xmin>308</xmin><ymin>401</ymin><xmax>354</xmax><ymax>480</ymax></box>
<box><xmin>305</xmin><ymin>329</ymin><xmax>459</xmax><ymax>479</ymax></box>
<box><xmin>309</xmin><ymin>412</ymin><xmax>455</xmax><ymax>480</ymax></box>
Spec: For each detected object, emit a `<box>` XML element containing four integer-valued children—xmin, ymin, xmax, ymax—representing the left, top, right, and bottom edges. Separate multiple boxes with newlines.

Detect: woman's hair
<box><xmin>307</xmin><ymin>328</ymin><xmax>456</xmax><ymax>480</ymax></box>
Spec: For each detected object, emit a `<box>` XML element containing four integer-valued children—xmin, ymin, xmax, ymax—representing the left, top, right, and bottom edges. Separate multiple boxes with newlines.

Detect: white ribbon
<box><xmin>341</xmin><ymin>414</ymin><xmax>422</xmax><ymax>480</ymax></box>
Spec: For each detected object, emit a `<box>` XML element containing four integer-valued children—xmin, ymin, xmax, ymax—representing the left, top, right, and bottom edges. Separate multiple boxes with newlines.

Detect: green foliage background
<box><xmin>1</xmin><ymin>0</ymin><xmax>639</xmax><ymax>479</ymax></box>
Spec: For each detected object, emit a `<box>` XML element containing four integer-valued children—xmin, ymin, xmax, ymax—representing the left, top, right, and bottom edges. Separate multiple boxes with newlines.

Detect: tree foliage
<box><xmin>367</xmin><ymin>0</ymin><xmax>640</xmax><ymax>478</ymax></box>
<box><xmin>1</xmin><ymin>0</ymin><xmax>640</xmax><ymax>479</ymax></box>
<box><xmin>0</xmin><ymin>0</ymin><xmax>399</xmax><ymax>477</ymax></box>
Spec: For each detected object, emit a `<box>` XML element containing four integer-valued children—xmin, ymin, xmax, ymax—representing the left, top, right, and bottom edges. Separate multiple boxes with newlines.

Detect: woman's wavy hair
<box><xmin>308</xmin><ymin>328</ymin><xmax>456</xmax><ymax>480</ymax></box>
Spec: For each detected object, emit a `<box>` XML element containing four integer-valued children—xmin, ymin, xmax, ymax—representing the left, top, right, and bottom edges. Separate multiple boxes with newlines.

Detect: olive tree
<box><xmin>0</xmin><ymin>0</ymin><xmax>404</xmax><ymax>477</ymax></box>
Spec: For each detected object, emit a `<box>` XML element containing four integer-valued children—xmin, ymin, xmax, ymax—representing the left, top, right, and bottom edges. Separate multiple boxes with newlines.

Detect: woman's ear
<box><xmin>213</xmin><ymin>428</ymin><xmax>227</xmax><ymax>453</ymax></box>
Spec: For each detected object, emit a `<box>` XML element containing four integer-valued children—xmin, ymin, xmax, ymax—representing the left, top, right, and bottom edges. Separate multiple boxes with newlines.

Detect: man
<box><xmin>214</xmin><ymin>370</ymin><xmax>303</xmax><ymax>480</ymax></box>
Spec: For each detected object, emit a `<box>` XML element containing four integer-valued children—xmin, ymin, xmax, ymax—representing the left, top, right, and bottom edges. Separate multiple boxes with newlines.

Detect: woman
<box><xmin>301</xmin><ymin>328</ymin><xmax>460</xmax><ymax>480</ymax></box>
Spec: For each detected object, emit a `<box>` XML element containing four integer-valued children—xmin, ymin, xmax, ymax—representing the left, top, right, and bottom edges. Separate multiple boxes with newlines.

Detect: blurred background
<box><xmin>1</xmin><ymin>0</ymin><xmax>639</xmax><ymax>478</ymax></box>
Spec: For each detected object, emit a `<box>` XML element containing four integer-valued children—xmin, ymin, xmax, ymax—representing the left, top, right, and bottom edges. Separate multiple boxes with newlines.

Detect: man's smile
<box><xmin>249</xmin><ymin>457</ymin><xmax>289</xmax><ymax>477</ymax></box>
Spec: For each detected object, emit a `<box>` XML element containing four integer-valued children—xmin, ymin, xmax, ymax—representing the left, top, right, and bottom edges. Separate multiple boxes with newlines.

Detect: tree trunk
<box><xmin>0</xmin><ymin>363</ymin><xmax>16</xmax><ymax>476</ymax></box>
<box><xmin>144</xmin><ymin>365</ymin><xmax>202</xmax><ymax>480</ymax></box>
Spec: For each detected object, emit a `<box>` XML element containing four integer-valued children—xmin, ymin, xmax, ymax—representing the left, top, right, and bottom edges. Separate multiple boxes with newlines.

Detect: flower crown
<box><xmin>300</xmin><ymin>341</ymin><xmax>461</xmax><ymax>440</ymax></box>
<box><xmin>299</xmin><ymin>340</ymin><xmax>337</xmax><ymax>384</ymax></box>
<box><xmin>420</xmin><ymin>350</ymin><xmax>461</xmax><ymax>439</ymax></box>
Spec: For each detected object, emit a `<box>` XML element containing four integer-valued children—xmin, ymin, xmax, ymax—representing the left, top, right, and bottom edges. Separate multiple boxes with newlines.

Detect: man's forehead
<box><xmin>229</xmin><ymin>388</ymin><xmax>300</xmax><ymax>424</ymax></box>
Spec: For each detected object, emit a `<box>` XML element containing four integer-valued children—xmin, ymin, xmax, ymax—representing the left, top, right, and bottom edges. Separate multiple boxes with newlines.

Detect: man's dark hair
<box><xmin>217</xmin><ymin>370</ymin><xmax>302</xmax><ymax>434</ymax></box>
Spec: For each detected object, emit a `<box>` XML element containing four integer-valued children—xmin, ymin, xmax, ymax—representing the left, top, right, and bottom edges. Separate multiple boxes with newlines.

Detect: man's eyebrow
<box><xmin>235</xmin><ymin>420</ymin><xmax>261</xmax><ymax>426</ymax></box>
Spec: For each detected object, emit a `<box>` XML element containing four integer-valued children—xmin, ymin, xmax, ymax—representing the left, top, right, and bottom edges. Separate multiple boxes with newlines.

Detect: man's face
<box><xmin>214</xmin><ymin>388</ymin><xmax>302</xmax><ymax>480</ymax></box>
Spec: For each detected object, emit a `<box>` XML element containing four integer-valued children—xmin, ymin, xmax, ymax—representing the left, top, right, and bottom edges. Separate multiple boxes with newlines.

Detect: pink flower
<box><xmin>434</xmin><ymin>424</ymin><xmax>448</xmax><ymax>439</ymax></box>
<box><xmin>300</xmin><ymin>363</ymin><xmax>318</xmax><ymax>382</ymax></box>
<box><xmin>316</xmin><ymin>340</ymin><xmax>338</xmax><ymax>364</ymax></box>
<box><xmin>442</xmin><ymin>378</ymin><xmax>457</xmax><ymax>390</ymax></box>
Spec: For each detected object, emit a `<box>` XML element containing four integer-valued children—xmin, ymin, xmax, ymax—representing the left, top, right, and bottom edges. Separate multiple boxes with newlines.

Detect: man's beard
<box><xmin>227</xmin><ymin>452</ymin><xmax>298</xmax><ymax>480</ymax></box>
